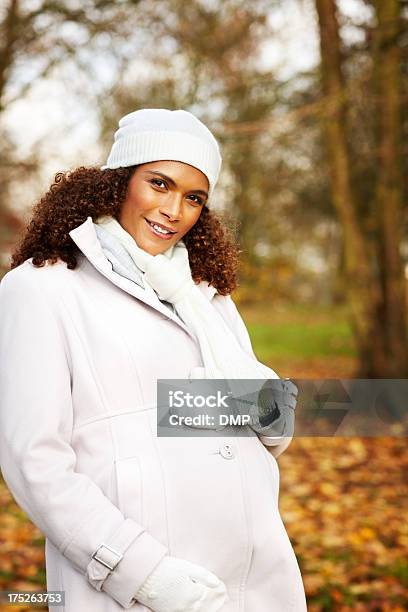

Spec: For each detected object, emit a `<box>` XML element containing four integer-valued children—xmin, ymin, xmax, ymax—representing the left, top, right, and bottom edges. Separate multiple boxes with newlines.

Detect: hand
<box><xmin>135</xmin><ymin>555</ymin><xmax>228</xmax><ymax>612</ymax></box>
<box><xmin>243</xmin><ymin>378</ymin><xmax>298</xmax><ymax>435</ymax></box>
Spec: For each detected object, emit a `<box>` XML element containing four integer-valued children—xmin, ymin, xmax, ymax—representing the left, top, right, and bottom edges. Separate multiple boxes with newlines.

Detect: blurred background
<box><xmin>0</xmin><ymin>0</ymin><xmax>407</xmax><ymax>610</ymax></box>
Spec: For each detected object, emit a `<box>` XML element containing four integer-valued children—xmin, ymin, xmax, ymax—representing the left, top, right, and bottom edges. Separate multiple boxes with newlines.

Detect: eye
<box><xmin>187</xmin><ymin>194</ymin><xmax>205</xmax><ymax>206</ymax></box>
<box><xmin>149</xmin><ymin>178</ymin><xmax>167</xmax><ymax>189</ymax></box>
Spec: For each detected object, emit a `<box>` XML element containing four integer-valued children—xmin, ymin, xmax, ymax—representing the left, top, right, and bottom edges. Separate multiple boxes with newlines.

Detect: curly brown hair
<box><xmin>11</xmin><ymin>166</ymin><xmax>241</xmax><ymax>295</ymax></box>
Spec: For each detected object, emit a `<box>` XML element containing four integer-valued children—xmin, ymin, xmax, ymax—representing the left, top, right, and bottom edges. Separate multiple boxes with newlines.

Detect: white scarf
<box><xmin>96</xmin><ymin>216</ymin><xmax>279</xmax><ymax>379</ymax></box>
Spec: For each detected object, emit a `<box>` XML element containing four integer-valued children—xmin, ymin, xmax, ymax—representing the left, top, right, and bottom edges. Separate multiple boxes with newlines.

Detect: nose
<box><xmin>159</xmin><ymin>193</ymin><xmax>183</xmax><ymax>221</ymax></box>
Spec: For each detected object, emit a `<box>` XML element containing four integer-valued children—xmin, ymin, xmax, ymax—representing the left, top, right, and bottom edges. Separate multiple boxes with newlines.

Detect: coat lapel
<box><xmin>69</xmin><ymin>217</ymin><xmax>217</xmax><ymax>341</ymax></box>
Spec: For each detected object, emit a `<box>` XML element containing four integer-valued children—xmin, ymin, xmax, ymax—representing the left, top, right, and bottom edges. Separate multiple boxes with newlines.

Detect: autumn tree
<box><xmin>315</xmin><ymin>0</ymin><xmax>407</xmax><ymax>376</ymax></box>
<box><xmin>0</xmin><ymin>0</ymin><xmax>142</xmax><ymax>274</ymax></box>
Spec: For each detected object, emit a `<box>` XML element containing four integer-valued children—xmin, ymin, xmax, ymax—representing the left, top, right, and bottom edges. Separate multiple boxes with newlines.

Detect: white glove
<box><xmin>135</xmin><ymin>555</ymin><xmax>228</xmax><ymax>612</ymax></box>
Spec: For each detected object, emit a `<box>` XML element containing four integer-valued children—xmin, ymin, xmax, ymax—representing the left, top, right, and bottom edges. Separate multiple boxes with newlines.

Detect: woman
<box><xmin>0</xmin><ymin>109</ymin><xmax>307</xmax><ymax>611</ymax></box>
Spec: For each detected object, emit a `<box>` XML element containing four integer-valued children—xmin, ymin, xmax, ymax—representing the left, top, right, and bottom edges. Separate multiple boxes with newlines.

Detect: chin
<box><xmin>144</xmin><ymin>242</ymin><xmax>172</xmax><ymax>256</ymax></box>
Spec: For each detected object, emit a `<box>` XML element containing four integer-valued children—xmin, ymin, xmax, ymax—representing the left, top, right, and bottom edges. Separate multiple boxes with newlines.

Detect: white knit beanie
<box><xmin>101</xmin><ymin>108</ymin><xmax>222</xmax><ymax>200</ymax></box>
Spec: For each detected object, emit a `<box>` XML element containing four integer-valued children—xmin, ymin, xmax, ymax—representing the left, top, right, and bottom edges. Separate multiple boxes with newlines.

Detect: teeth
<box><xmin>150</xmin><ymin>221</ymin><xmax>172</xmax><ymax>235</ymax></box>
<box><xmin>153</xmin><ymin>224</ymin><xmax>170</xmax><ymax>234</ymax></box>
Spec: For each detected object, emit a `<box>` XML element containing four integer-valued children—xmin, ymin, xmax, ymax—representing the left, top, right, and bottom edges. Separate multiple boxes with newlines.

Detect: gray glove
<box><xmin>234</xmin><ymin>378</ymin><xmax>298</xmax><ymax>437</ymax></box>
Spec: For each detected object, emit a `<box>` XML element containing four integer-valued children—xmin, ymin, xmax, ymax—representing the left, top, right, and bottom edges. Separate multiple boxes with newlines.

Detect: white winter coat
<box><xmin>0</xmin><ymin>217</ymin><xmax>307</xmax><ymax>611</ymax></box>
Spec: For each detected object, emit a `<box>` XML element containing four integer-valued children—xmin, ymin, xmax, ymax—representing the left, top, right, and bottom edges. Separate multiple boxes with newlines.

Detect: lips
<box><xmin>144</xmin><ymin>218</ymin><xmax>178</xmax><ymax>240</ymax></box>
<box><xmin>145</xmin><ymin>218</ymin><xmax>177</xmax><ymax>234</ymax></box>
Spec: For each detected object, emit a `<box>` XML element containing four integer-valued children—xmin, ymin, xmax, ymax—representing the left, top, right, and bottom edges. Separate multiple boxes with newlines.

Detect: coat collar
<box><xmin>69</xmin><ymin>217</ymin><xmax>218</xmax><ymax>340</ymax></box>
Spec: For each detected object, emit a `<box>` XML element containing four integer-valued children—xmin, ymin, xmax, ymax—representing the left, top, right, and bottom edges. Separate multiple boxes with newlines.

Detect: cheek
<box><xmin>125</xmin><ymin>188</ymin><xmax>157</xmax><ymax>217</ymax></box>
<box><xmin>183</xmin><ymin>207</ymin><xmax>202</xmax><ymax>231</ymax></box>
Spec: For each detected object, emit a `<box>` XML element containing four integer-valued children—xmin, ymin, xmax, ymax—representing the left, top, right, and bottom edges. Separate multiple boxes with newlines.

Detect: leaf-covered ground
<box><xmin>1</xmin><ymin>436</ymin><xmax>406</xmax><ymax>611</ymax></box>
<box><xmin>280</xmin><ymin>436</ymin><xmax>407</xmax><ymax>611</ymax></box>
<box><xmin>0</xmin><ymin>305</ymin><xmax>406</xmax><ymax>610</ymax></box>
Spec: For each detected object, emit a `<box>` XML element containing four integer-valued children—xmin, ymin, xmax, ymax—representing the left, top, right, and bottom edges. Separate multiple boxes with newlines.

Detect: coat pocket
<box><xmin>113</xmin><ymin>452</ymin><xmax>169</xmax><ymax>549</ymax></box>
<box><xmin>113</xmin><ymin>456</ymin><xmax>143</xmax><ymax>525</ymax></box>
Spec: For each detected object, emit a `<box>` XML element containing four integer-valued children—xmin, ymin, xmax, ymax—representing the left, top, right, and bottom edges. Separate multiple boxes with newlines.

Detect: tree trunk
<box><xmin>373</xmin><ymin>0</ymin><xmax>408</xmax><ymax>376</ymax></box>
<box><xmin>315</xmin><ymin>0</ymin><xmax>387</xmax><ymax>377</ymax></box>
<box><xmin>0</xmin><ymin>0</ymin><xmax>19</xmax><ymax>111</ymax></box>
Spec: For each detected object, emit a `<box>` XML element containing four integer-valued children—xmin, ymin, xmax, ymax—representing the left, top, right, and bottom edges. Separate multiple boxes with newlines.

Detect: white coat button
<box><xmin>220</xmin><ymin>444</ymin><xmax>234</xmax><ymax>459</ymax></box>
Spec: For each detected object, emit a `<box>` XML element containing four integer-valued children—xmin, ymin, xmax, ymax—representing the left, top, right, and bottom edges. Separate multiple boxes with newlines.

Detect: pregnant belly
<box><xmin>241</xmin><ymin>438</ymin><xmax>307</xmax><ymax>611</ymax></box>
<box><xmin>114</xmin><ymin>426</ymin><xmax>306</xmax><ymax>611</ymax></box>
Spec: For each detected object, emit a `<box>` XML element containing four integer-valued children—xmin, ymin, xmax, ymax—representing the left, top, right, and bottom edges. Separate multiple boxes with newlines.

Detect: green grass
<box><xmin>248</xmin><ymin>320</ymin><xmax>355</xmax><ymax>361</ymax></box>
<box><xmin>240</xmin><ymin>303</ymin><xmax>356</xmax><ymax>362</ymax></box>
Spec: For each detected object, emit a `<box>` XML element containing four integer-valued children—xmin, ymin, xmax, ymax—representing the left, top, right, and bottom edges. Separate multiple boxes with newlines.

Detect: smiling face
<box><xmin>118</xmin><ymin>160</ymin><xmax>209</xmax><ymax>255</ymax></box>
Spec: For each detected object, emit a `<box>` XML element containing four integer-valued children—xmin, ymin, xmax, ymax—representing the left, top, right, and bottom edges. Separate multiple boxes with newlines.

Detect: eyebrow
<box><xmin>143</xmin><ymin>170</ymin><xmax>209</xmax><ymax>199</ymax></box>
